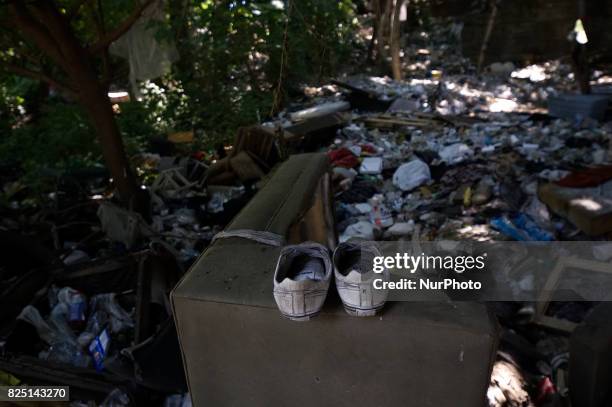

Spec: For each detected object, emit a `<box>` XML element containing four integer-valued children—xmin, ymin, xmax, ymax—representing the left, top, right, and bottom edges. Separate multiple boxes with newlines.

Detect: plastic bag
<box><xmin>48</xmin><ymin>303</ymin><xmax>78</xmax><ymax>346</ymax></box>
<box><xmin>101</xmin><ymin>388</ymin><xmax>130</xmax><ymax>407</ymax></box>
<box><xmin>57</xmin><ymin>287</ymin><xmax>87</xmax><ymax>329</ymax></box>
<box><xmin>90</xmin><ymin>293</ymin><xmax>134</xmax><ymax>334</ymax></box>
<box><xmin>164</xmin><ymin>393</ymin><xmax>192</xmax><ymax>407</ymax></box>
<box><xmin>19</xmin><ymin>305</ymin><xmax>90</xmax><ymax>367</ymax></box>
<box><xmin>97</xmin><ymin>201</ymin><xmax>148</xmax><ymax>248</ymax></box>
<box><xmin>41</xmin><ymin>341</ymin><xmax>90</xmax><ymax>368</ymax></box>
<box><xmin>340</xmin><ymin>221</ymin><xmax>375</xmax><ymax>242</ymax></box>
<box><xmin>109</xmin><ymin>0</ymin><xmax>178</xmax><ymax>97</ymax></box>
<box><xmin>77</xmin><ymin>310</ymin><xmax>108</xmax><ymax>348</ymax></box>
<box><xmin>17</xmin><ymin>305</ymin><xmax>57</xmax><ymax>345</ymax></box>
<box><xmin>392</xmin><ymin>160</ymin><xmax>431</xmax><ymax>191</ymax></box>
<box><xmin>439</xmin><ymin>143</ymin><xmax>473</xmax><ymax>164</ymax></box>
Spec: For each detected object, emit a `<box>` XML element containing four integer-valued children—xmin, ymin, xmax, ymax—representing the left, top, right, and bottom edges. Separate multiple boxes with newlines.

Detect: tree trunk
<box><xmin>477</xmin><ymin>0</ymin><xmax>498</xmax><ymax>74</ymax></box>
<box><xmin>8</xmin><ymin>2</ymin><xmax>147</xmax><ymax>215</ymax></box>
<box><xmin>63</xmin><ymin>44</ymin><xmax>149</xmax><ymax>216</ymax></box>
<box><xmin>376</xmin><ymin>0</ymin><xmax>392</xmax><ymax>69</ymax></box>
<box><xmin>390</xmin><ymin>0</ymin><xmax>403</xmax><ymax>80</ymax></box>
<box><xmin>368</xmin><ymin>0</ymin><xmax>381</xmax><ymax>63</ymax></box>
<box><xmin>79</xmin><ymin>79</ymin><xmax>148</xmax><ymax>213</ymax></box>
<box><xmin>572</xmin><ymin>2</ymin><xmax>591</xmax><ymax>94</ymax></box>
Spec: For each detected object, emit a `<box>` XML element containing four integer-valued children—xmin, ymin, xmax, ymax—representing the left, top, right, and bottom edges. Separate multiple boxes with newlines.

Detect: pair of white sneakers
<box><xmin>272</xmin><ymin>240</ymin><xmax>389</xmax><ymax>321</ymax></box>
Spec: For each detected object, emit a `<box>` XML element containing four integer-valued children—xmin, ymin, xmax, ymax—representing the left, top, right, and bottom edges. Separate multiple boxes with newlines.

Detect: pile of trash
<box><xmin>328</xmin><ymin>111</ymin><xmax>612</xmax><ymax>243</ymax></box>
<box><xmin>263</xmin><ymin>42</ymin><xmax>612</xmax><ymax>404</ymax></box>
<box><xmin>0</xmin><ymin>115</ymin><xmax>280</xmax><ymax>405</ymax></box>
<box><xmin>92</xmin><ymin>126</ymin><xmax>282</xmax><ymax>265</ymax></box>
<box><xmin>17</xmin><ymin>286</ymin><xmax>133</xmax><ymax>371</ymax></box>
<box><xmin>264</xmin><ymin>22</ymin><xmax>612</xmax><ymax>243</ymax></box>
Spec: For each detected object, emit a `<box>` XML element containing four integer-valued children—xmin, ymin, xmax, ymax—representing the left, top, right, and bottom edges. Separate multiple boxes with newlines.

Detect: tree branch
<box><xmin>88</xmin><ymin>0</ymin><xmax>112</xmax><ymax>89</ymax></box>
<box><xmin>89</xmin><ymin>0</ymin><xmax>154</xmax><ymax>54</ymax></box>
<box><xmin>3</xmin><ymin>62</ymin><xmax>76</xmax><ymax>98</ymax></box>
<box><xmin>6</xmin><ymin>1</ymin><xmax>66</xmax><ymax>68</ymax></box>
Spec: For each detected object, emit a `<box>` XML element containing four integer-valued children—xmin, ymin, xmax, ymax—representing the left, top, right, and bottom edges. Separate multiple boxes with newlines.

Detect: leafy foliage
<box><xmin>0</xmin><ymin>0</ymin><xmax>357</xmax><ymax>190</ymax></box>
<box><xmin>158</xmin><ymin>0</ymin><xmax>357</xmax><ymax>143</ymax></box>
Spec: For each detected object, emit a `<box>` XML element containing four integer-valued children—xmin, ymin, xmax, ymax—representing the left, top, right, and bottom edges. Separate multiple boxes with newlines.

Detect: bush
<box><xmin>0</xmin><ymin>1</ymin><xmax>359</xmax><ymax>188</ymax></box>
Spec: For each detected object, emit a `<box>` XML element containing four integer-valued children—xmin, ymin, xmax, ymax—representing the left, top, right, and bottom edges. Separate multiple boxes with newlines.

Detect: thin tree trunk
<box><xmin>367</xmin><ymin>15</ymin><xmax>378</xmax><ymax>62</ymax></box>
<box><xmin>477</xmin><ymin>0</ymin><xmax>498</xmax><ymax>74</ymax></box>
<box><xmin>390</xmin><ymin>0</ymin><xmax>403</xmax><ymax>80</ymax></box>
<box><xmin>79</xmin><ymin>80</ymin><xmax>147</xmax><ymax>213</ymax></box>
<box><xmin>572</xmin><ymin>0</ymin><xmax>591</xmax><ymax>94</ymax></box>
<box><xmin>367</xmin><ymin>0</ymin><xmax>381</xmax><ymax>63</ymax></box>
<box><xmin>376</xmin><ymin>0</ymin><xmax>392</xmax><ymax>68</ymax></box>
<box><xmin>66</xmin><ymin>52</ymin><xmax>147</xmax><ymax>213</ymax></box>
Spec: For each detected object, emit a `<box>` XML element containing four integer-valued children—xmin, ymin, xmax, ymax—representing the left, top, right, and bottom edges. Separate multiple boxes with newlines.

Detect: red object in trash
<box><xmin>360</xmin><ymin>144</ymin><xmax>377</xmax><ymax>155</ymax></box>
<box><xmin>328</xmin><ymin>148</ymin><xmax>359</xmax><ymax>168</ymax></box>
<box><xmin>192</xmin><ymin>151</ymin><xmax>206</xmax><ymax>161</ymax></box>
<box><xmin>556</xmin><ymin>165</ymin><xmax>612</xmax><ymax>188</ymax></box>
<box><xmin>535</xmin><ymin>376</ymin><xmax>556</xmax><ymax>405</ymax></box>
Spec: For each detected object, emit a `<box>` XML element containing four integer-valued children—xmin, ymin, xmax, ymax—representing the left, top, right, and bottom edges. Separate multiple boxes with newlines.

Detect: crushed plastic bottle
<box><xmin>490</xmin><ymin>213</ymin><xmax>554</xmax><ymax>241</ymax></box>
<box><xmin>41</xmin><ymin>342</ymin><xmax>90</xmax><ymax>368</ymax></box>
<box><xmin>77</xmin><ymin>310</ymin><xmax>108</xmax><ymax>348</ymax></box>
<box><xmin>164</xmin><ymin>393</ymin><xmax>192</xmax><ymax>407</ymax></box>
<box><xmin>57</xmin><ymin>287</ymin><xmax>87</xmax><ymax>330</ymax></box>
<box><xmin>206</xmin><ymin>193</ymin><xmax>225</xmax><ymax>213</ymax></box>
<box><xmin>89</xmin><ymin>293</ymin><xmax>134</xmax><ymax>334</ymax></box>
<box><xmin>48</xmin><ymin>303</ymin><xmax>78</xmax><ymax>345</ymax></box>
<box><xmin>101</xmin><ymin>388</ymin><xmax>130</xmax><ymax>407</ymax></box>
<box><xmin>89</xmin><ymin>328</ymin><xmax>110</xmax><ymax>372</ymax></box>
<box><xmin>369</xmin><ymin>194</ymin><xmax>394</xmax><ymax>228</ymax></box>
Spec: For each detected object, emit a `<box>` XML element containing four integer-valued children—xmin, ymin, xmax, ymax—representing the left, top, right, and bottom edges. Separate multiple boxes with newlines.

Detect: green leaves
<box><xmin>164</xmin><ymin>0</ymin><xmax>355</xmax><ymax>143</ymax></box>
<box><xmin>0</xmin><ymin>0</ymin><xmax>358</xmax><ymax>192</ymax></box>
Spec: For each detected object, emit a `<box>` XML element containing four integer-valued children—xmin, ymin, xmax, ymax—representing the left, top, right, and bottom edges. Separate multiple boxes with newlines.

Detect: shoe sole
<box><xmin>279</xmin><ymin>310</ymin><xmax>321</xmax><ymax>321</ymax></box>
<box><xmin>342</xmin><ymin>303</ymin><xmax>384</xmax><ymax>317</ymax></box>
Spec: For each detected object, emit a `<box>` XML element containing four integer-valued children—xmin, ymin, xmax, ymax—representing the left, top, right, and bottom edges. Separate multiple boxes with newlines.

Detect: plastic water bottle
<box><xmin>369</xmin><ymin>194</ymin><xmax>393</xmax><ymax>228</ymax></box>
<box><xmin>57</xmin><ymin>287</ymin><xmax>87</xmax><ymax>330</ymax></box>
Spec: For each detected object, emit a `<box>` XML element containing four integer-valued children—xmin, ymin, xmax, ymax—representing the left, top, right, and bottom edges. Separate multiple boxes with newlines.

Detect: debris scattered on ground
<box><xmin>2</xmin><ymin>12</ymin><xmax>612</xmax><ymax>406</ymax></box>
<box><xmin>260</xmin><ymin>40</ymin><xmax>612</xmax><ymax>405</ymax></box>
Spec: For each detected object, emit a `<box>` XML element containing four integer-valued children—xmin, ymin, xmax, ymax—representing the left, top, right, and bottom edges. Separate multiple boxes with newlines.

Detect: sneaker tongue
<box><xmin>291</xmin><ymin>257</ymin><xmax>325</xmax><ymax>281</ymax></box>
<box><xmin>348</xmin><ymin>266</ymin><xmax>364</xmax><ymax>274</ymax></box>
<box><xmin>345</xmin><ymin>268</ymin><xmax>369</xmax><ymax>282</ymax></box>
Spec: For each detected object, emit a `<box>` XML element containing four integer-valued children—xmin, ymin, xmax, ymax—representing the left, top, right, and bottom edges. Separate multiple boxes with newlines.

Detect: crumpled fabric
<box><xmin>328</xmin><ymin>148</ymin><xmax>360</xmax><ymax>168</ymax></box>
<box><xmin>109</xmin><ymin>0</ymin><xmax>179</xmax><ymax>96</ymax></box>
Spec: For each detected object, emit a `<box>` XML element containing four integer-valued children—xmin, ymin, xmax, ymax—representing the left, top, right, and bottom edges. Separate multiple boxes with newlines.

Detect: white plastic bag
<box><xmin>90</xmin><ymin>293</ymin><xmax>134</xmax><ymax>333</ymax></box>
<box><xmin>340</xmin><ymin>221</ymin><xmax>374</xmax><ymax>242</ymax></box>
<box><xmin>392</xmin><ymin>160</ymin><xmax>431</xmax><ymax>191</ymax></box>
<box><xmin>439</xmin><ymin>143</ymin><xmax>473</xmax><ymax>164</ymax></box>
<box><xmin>109</xmin><ymin>0</ymin><xmax>179</xmax><ymax>97</ymax></box>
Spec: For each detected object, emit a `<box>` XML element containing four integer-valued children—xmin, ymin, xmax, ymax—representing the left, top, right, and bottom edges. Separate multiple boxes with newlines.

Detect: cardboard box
<box><xmin>538</xmin><ymin>181</ymin><xmax>612</xmax><ymax>236</ymax></box>
<box><xmin>172</xmin><ymin>153</ymin><xmax>498</xmax><ymax>406</ymax></box>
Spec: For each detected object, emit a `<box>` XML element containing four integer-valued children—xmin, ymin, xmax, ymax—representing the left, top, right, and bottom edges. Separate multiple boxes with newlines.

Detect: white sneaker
<box><xmin>333</xmin><ymin>240</ymin><xmax>389</xmax><ymax>316</ymax></box>
<box><xmin>273</xmin><ymin>242</ymin><xmax>332</xmax><ymax>321</ymax></box>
